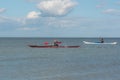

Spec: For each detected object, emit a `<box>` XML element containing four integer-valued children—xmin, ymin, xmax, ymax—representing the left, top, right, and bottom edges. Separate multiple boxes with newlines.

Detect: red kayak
<box><xmin>28</xmin><ymin>45</ymin><xmax>80</xmax><ymax>48</ymax></box>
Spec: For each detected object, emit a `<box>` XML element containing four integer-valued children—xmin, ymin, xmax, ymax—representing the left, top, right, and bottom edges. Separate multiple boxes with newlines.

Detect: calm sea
<box><xmin>0</xmin><ymin>38</ymin><xmax>120</xmax><ymax>80</ymax></box>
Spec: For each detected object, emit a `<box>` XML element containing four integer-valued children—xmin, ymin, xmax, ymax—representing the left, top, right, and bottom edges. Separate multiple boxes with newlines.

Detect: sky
<box><xmin>0</xmin><ymin>0</ymin><xmax>120</xmax><ymax>37</ymax></box>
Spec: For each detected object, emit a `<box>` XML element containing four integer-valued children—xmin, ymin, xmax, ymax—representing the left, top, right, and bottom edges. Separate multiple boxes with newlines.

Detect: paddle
<box><xmin>56</xmin><ymin>41</ymin><xmax>62</xmax><ymax>44</ymax></box>
<box><xmin>44</xmin><ymin>41</ymin><xmax>62</xmax><ymax>46</ymax></box>
<box><xmin>44</xmin><ymin>42</ymin><xmax>49</xmax><ymax>46</ymax></box>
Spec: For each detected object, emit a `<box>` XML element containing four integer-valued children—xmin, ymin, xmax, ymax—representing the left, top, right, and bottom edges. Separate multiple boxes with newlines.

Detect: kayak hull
<box><xmin>29</xmin><ymin>45</ymin><xmax>80</xmax><ymax>48</ymax></box>
<box><xmin>83</xmin><ymin>41</ymin><xmax>117</xmax><ymax>45</ymax></box>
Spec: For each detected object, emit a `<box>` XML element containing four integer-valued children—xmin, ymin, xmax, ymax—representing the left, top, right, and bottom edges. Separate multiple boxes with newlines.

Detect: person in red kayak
<box><xmin>53</xmin><ymin>40</ymin><xmax>61</xmax><ymax>46</ymax></box>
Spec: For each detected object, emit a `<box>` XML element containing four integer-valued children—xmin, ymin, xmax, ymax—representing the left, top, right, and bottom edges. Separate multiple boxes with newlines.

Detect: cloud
<box><xmin>115</xmin><ymin>1</ymin><xmax>120</xmax><ymax>5</ymax></box>
<box><xmin>96</xmin><ymin>4</ymin><xmax>105</xmax><ymax>8</ymax></box>
<box><xmin>0</xmin><ymin>8</ymin><xmax>6</xmax><ymax>13</ymax></box>
<box><xmin>0</xmin><ymin>15</ymin><xmax>120</xmax><ymax>37</ymax></box>
<box><xmin>37</xmin><ymin>0</ymin><xmax>77</xmax><ymax>17</ymax></box>
<box><xmin>18</xmin><ymin>27</ymin><xmax>39</xmax><ymax>31</ymax></box>
<box><xmin>96</xmin><ymin>0</ymin><xmax>106</xmax><ymax>8</ymax></box>
<box><xmin>0</xmin><ymin>16</ymin><xmax>23</xmax><ymax>33</ymax></box>
<box><xmin>103</xmin><ymin>9</ymin><xmax>120</xmax><ymax>16</ymax></box>
<box><xmin>26</xmin><ymin>11</ymin><xmax>41</xmax><ymax>19</ymax></box>
<box><xmin>26</xmin><ymin>0</ymin><xmax>42</xmax><ymax>2</ymax></box>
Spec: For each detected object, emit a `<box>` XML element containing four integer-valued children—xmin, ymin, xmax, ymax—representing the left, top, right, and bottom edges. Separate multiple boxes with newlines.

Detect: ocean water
<box><xmin>0</xmin><ymin>38</ymin><xmax>120</xmax><ymax>80</ymax></box>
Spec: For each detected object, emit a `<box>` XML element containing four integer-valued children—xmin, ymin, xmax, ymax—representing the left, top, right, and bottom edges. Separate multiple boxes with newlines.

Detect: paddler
<box><xmin>100</xmin><ymin>38</ymin><xmax>104</xmax><ymax>43</ymax></box>
<box><xmin>53</xmin><ymin>40</ymin><xmax>61</xmax><ymax>46</ymax></box>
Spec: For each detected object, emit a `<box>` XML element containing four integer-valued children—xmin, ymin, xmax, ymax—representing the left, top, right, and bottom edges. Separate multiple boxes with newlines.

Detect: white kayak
<box><xmin>83</xmin><ymin>41</ymin><xmax>117</xmax><ymax>45</ymax></box>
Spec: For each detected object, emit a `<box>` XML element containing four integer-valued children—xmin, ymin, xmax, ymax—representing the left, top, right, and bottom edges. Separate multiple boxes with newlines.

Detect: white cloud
<box><xmin>26</xmin><ymin>11</ymin><xmax>41</xmax><ymax>19</ymax></box>
<box><xmin>103</xmin><ymin>9</ymin><xmax>120</xmax><ymax>16</ymax></box>
<box><xmin>96</xmin><ymin>0</ymin><xmax>106</xmax><ymax>8</ymax></box>
<box><xmin>37</xmin><ymin>0</ymin><xmax>77</xmax><ymax>17</ymax></box>
<box><xmin>0</xmin><ymin>8</ymin><xmax>6</xmax><ymax>13</ymax></box>
<box><xmin>115</xmin><ymin>1</ymin><xmax>120</xmax><ymax>5</ymax></box>
<box><xmin>26</xmin><ymin>0</ymin><xmax>42</xmax><ymax>2</ymax></box>
<box><xmin>18</xmin><ymin>27</ymin><xmax>39</xmax><ymax>31</ymax></box>
<box><xmin>0</xmin><ymin>15</ymin><xmax>120</xmax><ymax>37</ymax></box>
<box><xmin>96</xmin><ymin>4</ymin><xmax>105</xmax><ymax>8</ymax></box>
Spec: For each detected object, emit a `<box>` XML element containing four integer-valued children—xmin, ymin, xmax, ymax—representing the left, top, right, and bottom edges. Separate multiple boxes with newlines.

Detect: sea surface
<box><xmin>0</xmin><ymin>38</ymin><xmax>120</xmax><ymax>80</ymax></box>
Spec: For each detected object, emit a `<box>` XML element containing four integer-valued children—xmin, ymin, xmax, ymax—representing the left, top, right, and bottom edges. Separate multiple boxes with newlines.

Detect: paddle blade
<box><xmin>56</xmin><ymin>42</ymin><xmax>62</xmax><ymax>44</ymax></box>
<box><xmin>44</xmin><ymin>42</ymin><xmax>49</xmax><ymax>45</ymax></box>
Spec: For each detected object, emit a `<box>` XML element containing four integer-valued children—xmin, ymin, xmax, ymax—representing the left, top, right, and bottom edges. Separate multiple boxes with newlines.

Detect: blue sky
<box><xmin>0</xmin><ymin>0</ymin><xmax>120</xmax><ymax>37</ymax></box>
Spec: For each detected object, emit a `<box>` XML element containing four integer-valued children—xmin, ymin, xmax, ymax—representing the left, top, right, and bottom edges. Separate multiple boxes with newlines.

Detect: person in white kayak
<box><xmin>100</xmin><ymin>38</ymin><xmax>104</xmax><ymax>43</ymax></box>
